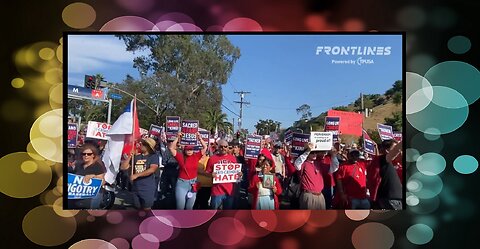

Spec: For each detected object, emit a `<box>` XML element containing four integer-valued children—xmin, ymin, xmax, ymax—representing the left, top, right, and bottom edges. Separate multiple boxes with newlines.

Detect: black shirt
<box><xmin>69</xmin><ymin>161</ymin><xmax>106</xmax><ymax>176</ymax></box>
<box><xmin>377</xmin><ymin>155</ymin><xmax>402</xmax><ymax>200</ymax></box>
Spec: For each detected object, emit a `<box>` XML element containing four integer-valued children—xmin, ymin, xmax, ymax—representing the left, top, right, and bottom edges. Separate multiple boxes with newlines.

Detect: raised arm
<box><xmin>197</xmin><ymin>132</ymin><xmax>208</xmax><ymax>156</ymax></box>
<box><xmin>294</xmin><ymin>143</ymin><xmax>314</xmax><ymax>171</ymax></box>
<box><xmin>386</xmin><ymin>140</ymin><xmax>402</xmax><ymax>164</ymax></box>
<box><xmin>169</xmin><ymin>132</ymin><xmax>182</xmax><ymax>157</ymax></box>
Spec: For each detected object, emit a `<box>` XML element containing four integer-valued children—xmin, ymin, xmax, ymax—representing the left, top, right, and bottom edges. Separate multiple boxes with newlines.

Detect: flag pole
<box><xmin>131</xmin><ymin>95</ymin><xmax>136</xmax><ymax>176</ymax></box>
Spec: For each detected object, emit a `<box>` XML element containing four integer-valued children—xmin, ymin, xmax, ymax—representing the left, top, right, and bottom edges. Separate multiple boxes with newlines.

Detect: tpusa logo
<box><xmin>315</xmin><ymin>46</ymin><xmax>392</xmax><ymax>66</ymax></box>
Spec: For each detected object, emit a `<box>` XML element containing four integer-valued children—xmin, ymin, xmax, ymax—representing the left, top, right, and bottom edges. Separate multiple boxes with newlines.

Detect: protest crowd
<box><xmin>67</xmin><ymin>109</ymin><xmax>403</xmax><ymax>210</ymax></box>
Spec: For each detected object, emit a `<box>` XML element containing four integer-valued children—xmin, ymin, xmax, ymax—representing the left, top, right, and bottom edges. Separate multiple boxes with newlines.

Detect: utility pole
<box><xmin>234</xmin><ymin>91</ymin><xmax>250</xmax><ymax>131</ymax></box>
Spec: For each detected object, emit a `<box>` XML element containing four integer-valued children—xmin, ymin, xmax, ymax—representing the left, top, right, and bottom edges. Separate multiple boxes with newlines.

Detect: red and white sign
<box><xmin>86</xmin><ymin>121</ymin><xmax>111</xmax><ymax>140</ymax></box>
<box><xmin>91</xmin><ymin>89</ymin><xmax>103</xmax><ymax>99</ymax></box>
<box><xmin>393</xmin><ymin>132</ymin><xmax>402</xmax><ymax>142</ymax></box>
<box><xmin>213</xmin><ymin>163</ymin><xmax>242</xmax><ymax>184</ymax></box>
<box><xmin>327</xmin><ymin>110</ymin><xmax>363</xmax><ymax>136</ymax></box>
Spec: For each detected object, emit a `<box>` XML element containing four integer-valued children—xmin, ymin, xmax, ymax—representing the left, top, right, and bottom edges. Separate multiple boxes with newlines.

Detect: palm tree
<box><xmin>204</xmin><ymin>109</ymin><xmax>231</xmax><ymax>136</ymax></box>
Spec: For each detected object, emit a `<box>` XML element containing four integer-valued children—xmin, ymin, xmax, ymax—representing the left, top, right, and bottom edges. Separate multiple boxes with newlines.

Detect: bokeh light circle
<box><xmin>411</xmin><ymin>132</ymin><xmax>444</xmax><ymax>153</ymax></box>
<box><xmin>414</xmin><ymin>216</ymin><xmax>439</xmax><ymax>230</ymax></box>
<box><xmin>132</xmin><ymin>234</ymin><xmax>159</xmax><ymax>249</ymax></box>
<box><xmin>407</xmin><ymin>87</ymin><xmax>468</xmax><ymax>135</ymax></box>
<box><xmin>424</xmin><ymin>128</ymin><xmax>441</xmax><ymax>140</ymax></box>
<box><xmin>106</xmin><ymin>211</ymin><xmax>124</xmax><ymax>224</ymax></box>
<box><xmin>30</xmin><ymin>109</ymin><xmax>62</xmax><ymax>162</ymax></box>
<box><xmin>49</xmin><ymin>83</ymin><xmax>63</xmax><ymax>109</ymax></box>
<box><xmin>234</xmin><ymin>211</ymin><xmax>272</xmax><ymax>238</ymax></box>
<box><xmin>62</xmin><ymin>3</ymin><xmax>96</xmax><ymax>29</ymax></box>
<box><xmin>21</xmin><ymin>160</ymin><xmax>38</xmax><ymax>173</ymax></box>
<box><xmin>406</xmin><ymin>193</ymin><xmax>420</xmax><ymax>206</ymax></box>
<box><xmin>453</xmin><ymin>155</ymin><xmax>478</xmax><ymax>174</ymax></box>
<box><xmin>11</xmin><ymin>78</ymin><xmax>25</xmax><ymax>88</ymax></box>
<box><xmin>100</xmin><ymin>16</ymin><xmax>157</xmax><ymax>31</ymax></box>
<box><xmin>352</xmin><ymin>222</ymin><xmax>394</xmax><ymax>249</ymax></box>
<box><xmin>407</xmin><ymin>179</ymin><xmax>422</xmax><ymax>192</ymax></box>
<box><xmin>151</xmin><ymin>210</ymin><xmax>216</xmax><ymax>228</ymax></box>
<box><xmin>425</xmin><ymin>61</ymin><xmax>480</xmax><ymax>105</ymax></box>
<box><xmin>447</xmin><ymin>36</ymin><xmax>471</xmax><ymax>54</ymax></box>
<box><xmin>406</xmin><ymin>224</ymin><xmax>434</xmax><ymax>245</ymax></box>
<box><xmin>367</xmin><ymin>210</ymin><xmax>399</xmax><ymax>221</ymax></box>
<box><xmin>409</xmin><ymin>172</ymin><xmax>443</xmax><ymax>199</ymax></box>
<box><xmin>208</xmin><ymin>217</ymin><xmax>246</xmax><ymax>246</ymax></box>
<box><xmin>252</xmin><ymin>210</ymin><xmax>310</xmax><ymax>233</ymax></box>
<box><xmin>223</xmin><ymin>17</ymin><xmax>263</xmax><ymax>31</ymax></box>
<box><xmin>405</xmin><ymin>72</ymin><xmax>433</xmax><ymax>114</ymax></box>
<box><xmin>23</xmin><ymin>205</ymin><xmax>76</xmax><ymax>246</ymax></box>
<box><xmin>88</xmin><ymin>210</ymin><xmax>108</xmax><ymax>216</ymax></box>
<box><xmin>307</xmin><ymin>210</ymin><xmax>338</xmax><ymax>228</ymax></box>
<box><xmin>139</xmin><ymin>216</ymin><xmax>174</xmax><ymax>242</ymax></box>
<box><xmin>39</xmin><ymin>48</ymin><xmax>55</xmax><ymax>60</ymax></box>
<box><xmin>0</xmin><ymin>152</ymin><xmax>51</xmax><ymax>198</ymax></box>
<box><xmin>406</xmin><ymin>148</ymin><xmax>420</xmax><ymax>162</ymax></box>
<box><xmin>407</xmin><ymin>54</ymin><xmax>437</xmax><ymax>75</ymax></box>
<box><xmin>416</xmin><ymin>153</ymin><xmax>446</xmax><ymax>176</ymax></box>
<box><xmin>69</xmin><ymin>239</ymin><xmax>117</xmax><ymax>249</ymax></box>
<box><xmin>110</xmin><ymin>238</ymin><xmax>130</xmax><ymax>249</ymax></box>
<box><xmin>397</xmin><ymin>5</ymin><xmax>426</xmax><ymax>29</ymax></box>
<box><xmin>53</xmin><ymin>198</ymin><xmax>79</xmax><ymax>218</ymax></box>
<box><xmin>345</xmin><ymin>210</ymin><xmax>370</xmax><ymax>221</ymax></box>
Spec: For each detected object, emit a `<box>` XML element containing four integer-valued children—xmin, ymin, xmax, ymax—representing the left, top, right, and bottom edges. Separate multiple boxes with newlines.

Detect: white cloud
<box><xmin>67</xmin><ymin>35</ymin><xmax>149</xmax><ymax>73</ymax></box>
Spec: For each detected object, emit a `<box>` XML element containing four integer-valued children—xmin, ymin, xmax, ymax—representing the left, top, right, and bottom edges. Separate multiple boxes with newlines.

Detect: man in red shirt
<box><xmin>205</xmin><ymin>139</ymin><xmax>241</xmax><ymax>209</ymax></box>
<box><xmin>335</xmin><ymin>149</ymin><xmax>369</xmax><ymax>209</ymax></box>
<box><xmin>294</xmin><ymin>143</ymin><xmax>336</xmax><ymax>210</ymax></box>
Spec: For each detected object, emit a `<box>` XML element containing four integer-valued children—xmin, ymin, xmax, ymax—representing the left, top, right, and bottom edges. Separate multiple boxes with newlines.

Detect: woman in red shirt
<box><xmin>249</xmin><ymin>159</ymin><xmax>283</xmax><ymax>210</ymax></box>
<box><xmin>169</xmin><ymin>131</ymin><xmax>207</xmax><ymax>210</ymax></box>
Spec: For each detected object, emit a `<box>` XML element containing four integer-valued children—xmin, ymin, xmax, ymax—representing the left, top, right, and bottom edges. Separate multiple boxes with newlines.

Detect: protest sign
<box><xmin>377</xmin><ymin>123</ymin><xmax>394</xmax><ymax>141</ymax></box>
<box><xmin>364</xmin><ymin>139</ymin><xmax>376</xmax><ymax>155</ymax></box>
<box><xmin>67</xmin><ymin>173</ymin><xmax>102</xmax><ymax>199</ymax></box>
<box><xmin>194</xmin><ymin>128</ymin><xmax>210</xmax><ymax>151</ymax></box>
<box><xmin>140</xmin><ymin>127</ymin><xmax>149</xmax><ymax>137</ymax></box>
<box><xmin>269</xmin><ymin>132</ymin><xmax>279</xmax><ymax>142</ymax></box>
<box><xmin>310</xmin><ymin>132</ymin><xmax>333</xmax><ymax>151</ymax></box>
<box><xmin>284</xmin><ymin>129</ymin><xmax>293</xmax><ymax>145</ymax></box>
<box><xmin>324</xmin><ymin>116</ymin><xmax>340</xmax><ymax>142</ymax></box>
<box><xmin>148</xmin><ymin>124</ymin><xmax>163</xmax><ymax>141</ymax></box>
<box><xmin>68</xmin><ymin>123</ymin><xmax>78</xmax><ymax>148</ymax></box>
<box><xmin>86</xmin><ymin>121</ymin><xmax>111</xmax><ymax>140</ymax></box>
<box><xmin>291</xmin><ymin>133</ymin><xmax>310</xmax><ymax>158</ymax></box>
<box><xmin>393</xmin><ymin>132</ymin><xmax>402</xmax><ymax>142</ymax></box>
<box><xmin>213</xmin><ymin>163</ymin><xmax>242</xmax><ymax>184</ymax></box>
<box><xmin>327</xmin><ymin>110</ymin><xmax>363</xmax><ymax>136</ymax></box>
<box><xmin>245</xmin><ymin>134</ymin><xmax>262</xmax><ymax>159</ymax></box>
<box><xmin>166</xmin><ymin>116</ymin><xmax>181</xmax><ymax>142</ymax></box>
<box><xmin>180</xmin><ymin>120</ymin><xmax>199</xmax><ymax>146</ymax></box>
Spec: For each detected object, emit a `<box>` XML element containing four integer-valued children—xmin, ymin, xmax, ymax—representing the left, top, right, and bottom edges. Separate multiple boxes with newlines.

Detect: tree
<box><xmin>296</xmin><ymin>104</ymin><xmax>312</xmax><ymax>120</ymax></box>
<box><xmin>385</xmin><ymin>80</ymin><xmax>402</xmax><ymax>96</ymax></box>
<box><xmin>94</xmin><ymin>73</ymin><xmax>105</xmax><ymax>89</ymax></box>
<box><xmin>255</xmin><ymin>119</ymin><xmax>281</xmax><ymax>135</ymax></box>
<box><xmin>384</xmin><ymin>111</ymin><xmax>402</xmax><ymax>131</ymax></box>
<box><xmin>332</xmin><ymin>105</ymin><xmax>349</xmax><ymax>111</ymax></box>
<box><xmin>393</xmin><ymin>92</ymin><xmax>402</xmax><ymax>106</ymax></box>
<box><xmin>115</xmin><ymin>34</ymin><xmax>241</xmax><ymax>126</ymax></box>
<box><xmin>203</xmin><ymin>109</ymin><xmax>232</xmax><ymax>135</ymax></box>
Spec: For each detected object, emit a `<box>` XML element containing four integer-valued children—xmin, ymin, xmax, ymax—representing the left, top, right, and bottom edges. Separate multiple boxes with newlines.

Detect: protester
<box><xmin>249</xmin><ymin>159</ymin><xmax>283</xmax><ymax>210</ymax></box>
<box><xmin>205</xmin><ymin>139</ymin><xmax>240</xmax><ymax>209</ymax></box>
<box><xmin>169</xmin><ymin>132</ymin><xmax>207</xmax><ymax>210</ymax></box>
<box><xmin>121</xmin><ymin>137</ymin><xmax>159</xmax><ymax>210</ymax></box>
<box><xmin>159</xmin><ymin>139</ymin><xmax>180</xmax><ymax>208</ymax></box>
<box><xmin>316</xmin><ymin>148</ymin><xmax>339</xmax><ymax>209</ymax></box>
<box><xmin>68</xmin><ymin>143</ymin><xmax>106</xmax><ymax>209</ymax></box>
<box><xmin>334</xmin><ymin>149</ymin><xmax>369</xmax><ymax>209</ymax></box>
<box><xmin>294</xmin><ymin>143</ymin><xmax>329</xmax><ymax>210</ymax></box>
<box><xmin>272</xmin><ymin>143</ymin><xmax>286</xmax><ymax>182</ymax></box>
<box><xmin>194</xmin><ymin>153</ymin><xmax>212</xmax><ymax>209</ymax></box>
<box><xmin>231</xmin><ymin>140</ymin><xmax>249</xmax><ymax>209</ymax></box>
<box><xmin>376</xmin><ymin>139</ymin><xmax>403</xmax><ymax>210</ymax></box>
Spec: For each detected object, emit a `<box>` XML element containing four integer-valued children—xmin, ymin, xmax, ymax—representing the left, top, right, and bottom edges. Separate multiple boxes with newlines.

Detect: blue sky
<box><xmin>67</xmin><ymin>34</ymin><xmax>402</xmax><ymax>132</ymax></box>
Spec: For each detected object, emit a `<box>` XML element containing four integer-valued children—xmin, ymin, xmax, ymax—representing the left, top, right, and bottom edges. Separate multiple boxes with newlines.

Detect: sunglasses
<box><xmin>82</xmin><ymin>152</ymin><xmax>94</xmax><ymax>156</ymax></box>
<box><xmin>228</xmin><ymin>146</ymin><xmax>233</xmax><ymax>149</ymax></box>
<box><xmin>219</xmin><ymin>145</ymin><xmax>228</xmax><ymax>148</ymax></box>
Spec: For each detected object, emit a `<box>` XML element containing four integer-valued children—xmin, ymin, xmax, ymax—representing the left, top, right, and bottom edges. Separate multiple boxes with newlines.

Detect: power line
<box><xmin>222</xmin><ymin>103</ymin><xmax>240</xmax><ymax>117</ymax></box>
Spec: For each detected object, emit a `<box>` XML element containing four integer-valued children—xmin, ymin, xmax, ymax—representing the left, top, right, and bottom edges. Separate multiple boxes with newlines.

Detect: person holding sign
<box><xmin>205</xmin><ymin>139</ymin><xmax>240</xmax><ymax>209</ymax></box>
<box><xmin>121</xmin><ymin>138</ymin><xmax>159</xmax><ymax>210</ymax></box>
<box><xmin>294</xmin><ymin>143</ymin><xmax>335</xmax><ymax>210</ymax></box>
<box><xmin>248</xmin><ymin>159</ymin><xmax>283</xmax><ymax>210</ymax></box>
<box><xmin>67</xmin><ymin>143</ymin><xmax>106</xmax><ymax>209</ymax></box>
<box><xmin>169</xmin><ymin>131</ymin><xmax>207</xmax><ymax>210</ymax></box>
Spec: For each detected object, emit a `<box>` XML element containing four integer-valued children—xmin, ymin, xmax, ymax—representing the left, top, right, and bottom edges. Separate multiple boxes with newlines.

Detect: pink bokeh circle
<box><xmin>234</xmin><ymin>211</ymin><xmax>272</xmax><ymax>238</ymax></box>
<box><xmin>110</xmin><ymin>238</ymin><xmax>130</xmax><ymax>249</ymax></box>
<box><xmin>152</xmin><ymin>210</ymin><xmax>217</xmax><ymax>228</ymax></box>
<box><xmin>307</xmin><ymin>210</ymin><xmax>338</xmax><ymax>228</ymax></box>
<box><xmin>139</xmin><ymin>216</ymin><xmax>174</xmax><ymax>242</ymax></box>
<box><xmin>100</xmin><ymin>16</ymin><xmax>158</xmax><ymax>31</ymax></box>
<box><xmin>250</xmin><ymin>210</ymin><xmax>278</xmax><ymax>232</ymax></box>
<box><xmin>131</xmin><ymin>234</ymin><xmax>159</xmax><ymax>249</ymax></box>
<box><xmin>208</xmin><ymin>217</ymin><xmax>246</xmax><ymax>246</ymax></box>
<box><xmin>223</xmin><ymin>17</ymin><xmax>263</xmax><ymax>31</ymax></box>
